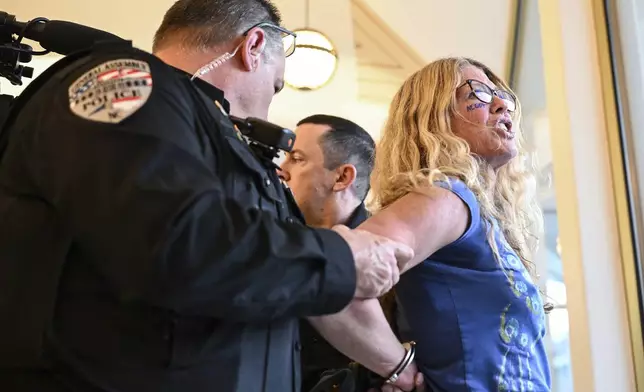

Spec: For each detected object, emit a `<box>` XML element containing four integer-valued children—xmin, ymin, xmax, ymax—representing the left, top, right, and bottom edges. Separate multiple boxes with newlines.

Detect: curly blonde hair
<box><xmin>370</xmin><ymin>57</ymin><xmax>543</xmax><ymax>275</ymax></box>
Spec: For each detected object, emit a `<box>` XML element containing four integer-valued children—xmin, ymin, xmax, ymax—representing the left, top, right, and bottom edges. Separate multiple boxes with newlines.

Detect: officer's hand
<box><xmin>332</xmin><ymin>225</ymin><xmax>414</xmax><ymax>299</ymax></box>
<box><xmin>366</xmin><ymin>367</ymin><xmax>425</xmax><ymax>392</ymax></box>
<box><xmin>391</xmin><ymin>361</ymin><xmax>425</xmax><ymax>392</ymax></box>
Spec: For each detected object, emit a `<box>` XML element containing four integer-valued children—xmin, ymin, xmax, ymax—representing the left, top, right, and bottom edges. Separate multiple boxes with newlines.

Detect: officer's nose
<box><xmin>277</xmin><ymin>168</ymin><xmax>289</xmax><ymax>182</ymax></box>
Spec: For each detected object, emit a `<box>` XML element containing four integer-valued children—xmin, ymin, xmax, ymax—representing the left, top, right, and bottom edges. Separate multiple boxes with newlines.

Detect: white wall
<box><xmin>513</xmin><ymin>0</ymin><xmax>553</xmax><ymax>209</ymax></box>
<box><xmin>270</xmin><ymin>91</ymin><xmax>389</xmax><ymax>139</ymax></box>
<box><xmin>365</xmin><ymin>0</ymin><xmax>514</xmax><ymax>77</ymax></box>
<box><xmin>1</xmin><ymin>1</ymin><xmax>176</xmax><ymax>51</ymax></box>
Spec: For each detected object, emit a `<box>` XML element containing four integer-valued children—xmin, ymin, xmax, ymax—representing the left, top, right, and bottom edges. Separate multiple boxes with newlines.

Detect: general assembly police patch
<box><xmin>68</xmin><ymin>59</ymin><xmax>153</xmax><ymax>124</ymax></box>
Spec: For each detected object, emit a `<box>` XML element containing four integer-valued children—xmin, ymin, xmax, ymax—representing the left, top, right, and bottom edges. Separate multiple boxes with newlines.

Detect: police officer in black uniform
<box><xmin>300</xmin><ymin>204</ymin><xmax>373</xmax><ymax>389</ymax></box>
<box><xmin>276</xmin><ymin>116</ymin><xmax>377</xmax><ymax>390</ymax></box>
<box><xmin>0</xmin><ymin>1</ymin><xmax>413</xmax><ymax>391</ymax></box>
<box><xmin>278</xmin><ymin>116</ymin><xmax>422</xmax><ymax>392</ymax></box>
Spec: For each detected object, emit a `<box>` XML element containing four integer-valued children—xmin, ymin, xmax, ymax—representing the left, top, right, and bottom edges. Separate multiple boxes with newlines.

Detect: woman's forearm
<box><xmin>307</xmin><ymin>298</ymin><xmax>417</xmax><ymax>389</ymax></box>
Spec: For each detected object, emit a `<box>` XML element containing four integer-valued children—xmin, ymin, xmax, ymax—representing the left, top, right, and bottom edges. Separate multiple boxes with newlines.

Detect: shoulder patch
<box><xmin>68</xmin><ymin>58</ymin><xmax>153</xmax><ymax>124</ymax></box>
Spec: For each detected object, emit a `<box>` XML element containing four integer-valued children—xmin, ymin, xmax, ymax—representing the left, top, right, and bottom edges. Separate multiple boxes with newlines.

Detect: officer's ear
<box><xmin>240</xmin><ymin>27</ymin><xmax>267</xmax><ymax>72</ymax></box>
<box><xmin>332</xmin><ymin>164</ymin><xmax>357</xmax><ymax>193</ymax></box>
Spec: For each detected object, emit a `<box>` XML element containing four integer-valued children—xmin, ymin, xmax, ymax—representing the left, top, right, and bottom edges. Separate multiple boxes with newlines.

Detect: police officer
<box><xmin>0</xmin><ymin>0</ymin><xmax>413</xmax><ymax>391</ymax></box>
<box><xmin>279</xmin><ymin>115</ymin><xmax>423</xmax><ymax>392</ymax></box>
<box><xmin>278</xmin><ymin>115</ymin><xmax>381</xmax><ymax>390</ymax></box>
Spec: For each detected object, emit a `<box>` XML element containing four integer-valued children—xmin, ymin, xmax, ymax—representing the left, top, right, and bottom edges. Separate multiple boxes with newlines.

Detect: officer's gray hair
<box><xmin>153</xmin><ymin>0</ymin><xmax>283</xmax><ymax>59</ymax></box>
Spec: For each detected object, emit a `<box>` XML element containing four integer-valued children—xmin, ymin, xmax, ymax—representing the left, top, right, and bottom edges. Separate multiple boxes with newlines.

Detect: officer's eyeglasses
<box><xmin>245</xmin><ymin>22</ymin><xmax>297</xmax><ymax>58</ymax></box>
<box><xmin>459</xmin><ymin>79</ymin><xmax>517</xmax><ymax>112</ymax></box>
<box><xmin>191</xmin><ymin>23</ymin><xmax>297</xmax><ymax>81</ymax></box>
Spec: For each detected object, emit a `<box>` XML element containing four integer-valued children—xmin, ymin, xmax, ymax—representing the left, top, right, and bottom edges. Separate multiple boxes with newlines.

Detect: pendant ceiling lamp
<box><xmin>284</xmin><ymin>0</ymin><xmax>338</xmax><ymax>91</ymax></box>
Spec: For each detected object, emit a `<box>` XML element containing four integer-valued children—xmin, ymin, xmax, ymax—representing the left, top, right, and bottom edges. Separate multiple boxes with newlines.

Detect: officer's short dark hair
<box><xmin>297</xmin><ymin>115</ymin><xmax>376</xmax><ymax>201</ymax></box>
<box><xmin>153</xmin><ymin>0</ymin><xmax>282</xmax><ymax>55</ymax></box>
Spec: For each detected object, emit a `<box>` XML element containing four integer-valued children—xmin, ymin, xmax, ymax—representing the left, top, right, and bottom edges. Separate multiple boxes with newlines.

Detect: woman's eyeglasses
<box><xmin>460</xmin><ymin>79</ymin><xmax>517</xmax><ymax>112</ymax></box>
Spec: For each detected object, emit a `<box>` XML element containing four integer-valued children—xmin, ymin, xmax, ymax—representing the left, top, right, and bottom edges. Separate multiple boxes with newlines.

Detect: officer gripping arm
<box><xmin>1</xmin><ymin>3</ymin><xmax>412</xmax><ymax>323</ymax></box>
<box><xmin>0</xmin><ymin>3</ymin><xmax>416</xmax><ymax>392</ymax></box>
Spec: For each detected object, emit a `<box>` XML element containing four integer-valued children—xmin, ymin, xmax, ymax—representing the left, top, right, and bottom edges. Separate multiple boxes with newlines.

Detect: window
<box><xmin>607</xmin><ymin>0</ymin><xmax>644</xmax><ymax>309</ymax></box>
<box><xmin>603</xmin><ymin>0</ymin><xmax>644</xmax><ymax>386</ymax></box>
<box><xmin>512</xmin><ymin>1</ymin><xmax>573</xmax><ymax>390</ymax></box>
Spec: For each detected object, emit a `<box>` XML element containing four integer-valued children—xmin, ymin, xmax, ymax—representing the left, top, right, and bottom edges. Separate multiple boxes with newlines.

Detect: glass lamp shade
<box><xmin>284</xmin><ymin>29</ymin><xmax>338</xmax><ymax>91</ymax></box>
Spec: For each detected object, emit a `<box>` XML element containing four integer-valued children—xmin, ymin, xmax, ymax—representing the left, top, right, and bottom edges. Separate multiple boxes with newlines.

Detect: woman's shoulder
<box><xmin>433</xmin><ymin>177</ymin><xmax>480</xmax><ymax>214</ymax></box>
<box><xmin>426</xmin><ymin>177</ymin><xmax>488</xmax><ymax>253</ymax></box>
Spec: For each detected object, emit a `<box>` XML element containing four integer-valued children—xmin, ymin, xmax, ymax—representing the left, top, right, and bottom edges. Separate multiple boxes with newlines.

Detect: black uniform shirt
<box><xmin>0</xmin><ymin>43</ymin><xmax>357</xmax><ymax>392</ymax></box>
<box><xmin>299</xmin><ymin>204</ymin><xmax>369</xmax><ymax>392</ymax></box>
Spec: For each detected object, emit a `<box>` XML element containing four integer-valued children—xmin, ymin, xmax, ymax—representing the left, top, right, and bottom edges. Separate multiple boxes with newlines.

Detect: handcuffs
<box><xmin>384</xmin><ymin>341</ymin><xmax>417</xmax><ymax>385</ymax></box>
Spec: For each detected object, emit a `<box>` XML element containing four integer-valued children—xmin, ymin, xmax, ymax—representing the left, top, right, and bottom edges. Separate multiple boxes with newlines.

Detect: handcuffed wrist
<box><xmin>384</xmin><ymin>341</ymin><xmax>416</xmax><ymax>385</ymax></box>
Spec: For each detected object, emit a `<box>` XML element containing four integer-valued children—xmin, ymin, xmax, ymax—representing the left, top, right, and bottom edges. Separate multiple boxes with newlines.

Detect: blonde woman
<box><xmin>359</xmin><ymin>57</ymin><xmax>550</xmax><ymax>391</ymax></box>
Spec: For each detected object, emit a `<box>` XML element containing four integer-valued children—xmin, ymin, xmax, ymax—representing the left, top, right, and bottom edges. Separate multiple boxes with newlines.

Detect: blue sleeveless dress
<box><xmin>395</xmin><ymin>180</ymin><xmax>551</xmax><ymax>391</ymax></box>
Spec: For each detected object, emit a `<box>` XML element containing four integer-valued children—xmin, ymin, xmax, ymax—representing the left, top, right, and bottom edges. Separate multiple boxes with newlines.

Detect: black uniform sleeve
<box><xmin>27</xmin><ymin>53</ymin><xmax>356</xmax><ymax>322</ymax></box>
